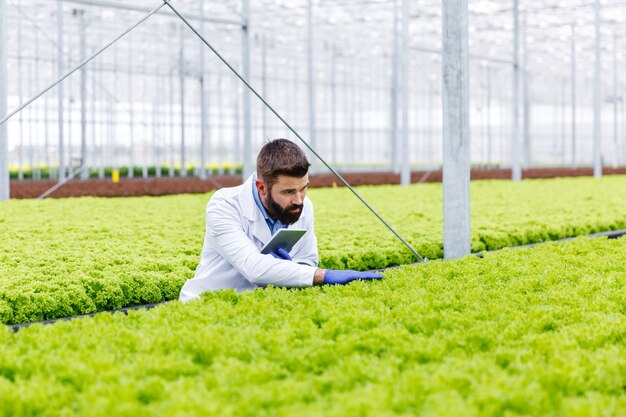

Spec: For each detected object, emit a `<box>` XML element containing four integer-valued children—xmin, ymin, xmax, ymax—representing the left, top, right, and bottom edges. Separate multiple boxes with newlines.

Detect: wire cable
<box><xmin>0</xmin><ymin>2</ymin><xmax>165</xmax><ymax>127</ymax></box>
<box><xmin>162</xmin><ymin>0</ymin><xmax>425</xmax><ymax>262</ymax></box>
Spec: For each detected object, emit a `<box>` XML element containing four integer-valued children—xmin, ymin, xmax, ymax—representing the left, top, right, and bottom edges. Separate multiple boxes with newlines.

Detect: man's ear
<box><xmin>255</xmin><ymin>179</ymin><xmax>267</xmax><ymax>198</ymax></box>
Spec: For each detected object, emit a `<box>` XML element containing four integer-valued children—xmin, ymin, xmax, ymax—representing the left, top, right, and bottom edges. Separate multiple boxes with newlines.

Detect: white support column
<box><xmin>331</xmin><ymin>45</ymin><xmax>337</xmax><ymax>166</ymax></box>
<box><xmin>522</xmin><ymin>12</ymin><xmax>531</xmax><ymax>169</ymax></box>
<box><xmin>17</xmin><ymin>15</ymin><xmax>23</xmax><ymax>181</ymax></box>
<box><xmin>0</xmin><ymin>0</ymin><xmax>8</xmax><ymax>201</ymax></box>
<box><xmin>179</xmin><ymin>24</ymin><xmax>186</xmax><ymax>177</ymax></box>
<box><xmin>561</xmin><ymin>77</ymin><xmax>566</xmax><ymax>165</ymax></box>
<box><xmin>261</xmin><ymin>35</ymin><xmax>268</xmax><ymax>140</ymax></box>
<box><xmin>390</xmin><ymin>0</ymin><xmax>399</xmax><ymax>173</ymax></box>
<box><xmin>511</xmin><ymin>0</ymin><xmax>521</xmax><ymax>181</ymax></box>
<box><xmin>612</xmin><ymin>33</ymin><xmax>619</xmax><ymax>168</ymax></box>
<box><xmin>306</xmin><ymin>0</ymin><xmax>316</xmax><ymax>172</ymax></box>
<box><xmin>486</xmin><ymin>63</ymin><xmax>492</xmax><ymax>166</ymax></box>
<box><xmin>511</xmin><ymin>0</ymin><xmax>522</xmax><ymax>181</ymax></box>
<box><xmin>593</xmin><ymin>0</ymin><xmax>602</xmax><ymax>178</ymax></box>
<box><xmin>57</xmin><ymin>0</ymin><xmax>65</xmax><ymax>180</ymax></box>
<box><xmin>128</xmin><ymin>37</ymin><xmax>134</xmax><ymax>178</ymax></box>
<box><xmin>78</xmin><ymin>9</ymin><xmax>88</xmax><ymax>179</ymax></box>
<box><xmin>571</xmin><ymin>24</ymin><xmax>577</xmax><ymax>169</ymax></box>
<box><xmin>241</xmin><ymin>0</ymin><xmax>252</xmax><ymax>180</ymax></box>
<box><xmin>400</xmin><ymin>0</ymin><xmax>410</xmax><ymax>185</ymax></box>
<box><xmin>198</xmin><ymin>2</ymin><xmax>207</xmax><ymax>179</ymax></box>
<box><xmin>442</xmin><ymin>0</ymin><xmax>470</xmax><ymax>259</ymax></box>
<box><xmin>168</xmin><ymin>70</ymin><xmax>175</xmax><ymax>177</ymax></box>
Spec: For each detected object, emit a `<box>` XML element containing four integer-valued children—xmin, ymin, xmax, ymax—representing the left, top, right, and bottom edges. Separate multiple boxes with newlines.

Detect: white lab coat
<box><xmin>179</xmin><ymin>175</ymin><xmax>319</xmax><ymax>301</ymax></box>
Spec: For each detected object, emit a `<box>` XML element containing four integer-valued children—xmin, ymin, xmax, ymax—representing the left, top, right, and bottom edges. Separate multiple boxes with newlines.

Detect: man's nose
<box><xmin>292</xmin><ymin>192</ymin><xmax>304</xmax><ymax>205</ymax></box>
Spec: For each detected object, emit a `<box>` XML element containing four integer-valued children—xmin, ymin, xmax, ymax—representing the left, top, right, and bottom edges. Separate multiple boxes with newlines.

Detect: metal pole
<box><xmin>44</xmin><ymin>97</ymin><xmax>50</xmax><ymax>170</ymax></box>
<box><xmin>56</xmin><ymin>0</ymin><xmax>66</xmax><ymax>180</ymax></box>
<box><xmin>163</xmin><ymin>0</ymin><xmax>426</xmax><ymax>261</ymax></box>
<box><xmin>400</xmin><ymin>0</ymin><xmax>410</xmax><ymax>185</ymax></box>
<box><xmin>487</xmin><ymin>63</ymin><xmax>492</xmax><ymax>166</ymax></box>
<box><xmin>561</xmin><ymin>77</ymin><xmax>566</xmax><ymax>166</ymax></box>
<box><xmin>128</xmin><ymin>38</ymin><xmax>134</xmax><ymax>178</ymax></box>
<box><xmin>28</xmin><ymin>63</ymin><xmax>35</xmax><ymax>180</ymax></box>
<box><xmin>168</xmin><ymin>69</ymin><xmax>174</xmax><ymax>177</ymax></box>
<box><xmin>522</xmin><ymin>12</ymin><xmax>531</xmax><ymax>169</ymax></box>
<box><xmin>153</xmin><ymin>98</ymin><xmax>160</xmax><ymax>178</ymax></box>
<box><xmin>234</xmin><ymin>84</ymin><xmax>241</xmax><ymax>173</ymax></box>
<box><xmin>141</xmin><ymin>69</ymin><xmax>148</xmax><ymax>179</ymax></box>
<box><xmin>593</xmin><ymin>0</ymin><xmax>602</xmax><ymax>178</ymax></box>
<box><xmin>0</xmin><ymin>0</ymin><xmax>8</xmax><ymax>201</ymax></box>
<box><xmin>613</xmin><ymin>33</ymin><xmax>619</xmax><ymax>168</ymax></box>
<box><xmin>511</xmin><ymin>0</ymin><xmax>521</xmax><ymax>181</ymax></box>
<box><xmin>241</xmin><ymin>0</ymin><xmax>252</xmax><ymax>180</ymax></box>
<box><xmin>390</xmin><ymin>0</ymin><xmax>399</xmax><ymax>173</ymax></box>
<box><xmin>98</xmin><ymin>59</ymin><xmax>104</xmax><ymax>179</ymax></box>
<box><xmin>349</xmin><ymin>78</ymin><xmax>355</xmax><ymax>167</ymax></box>
<box><xmin>18</xmin><ymin>16</ymin><xmax>23</xmax><ymax>181</ymax></box>
<box><xmin>343</xmin><ymin>67</ymin><xmax>349</xmax><ymax>166</ymax></box>
<box><xmin>428</xmin><ymin>80</ymin><xmax>434</xmax><ymax>164</ymax></box>
<box><xmin>571</xmin><ymin>24</ymin><xmax>576</xmax><ymax>169</ymax></box>
<box><xmin>442</xmin><ymin>0</ymin><xmax>470</xmax><ymax>259</ymax></box>
<box><xmin>90</xmin><ymin>62</ymin><xmax>96</xmax><ymax>179</ymax></box>
<box><xmin>261</xmin><ymin>35</ymin><xmax>268</xmax><ymax>140</ymax></box>
<box><xmin>215</xmin><ymin>73</ymin><xmax>222</xmax><ymax>174</ymax></box>
<box><xmin>179</xmin><ymin>24</ymin><xmax>186</xmax><ymax>177</ymax></box>
<box><xmin>111</xmin><ymin>46</ymin><xmax>118</xmax><ymax>175</ymax></box>
<box><xmin>198</xmin><ymin>2</ymin><xmax>207</xmax><ymax>179</ymax></box>
<box><xmin>108</xmin><ymin>99</ymin><xmax>113</xmax><ymax>175</ymax></box>
<box><xmin>307</xmin><ymin>0</ymin><xmax>316</xmax><ymax>173</ymax></box>
<box><xmin>78</xmin><ymin>9</ymin><xmax>88</xmax><ymax>179</ymax></box>
<box><xmin>622</xmin><ymin>87</ymin><xmax>626</xmax><ymax>165</ymax></box>
<box><xmin>331</xmin><ymin>45</ymin><xmax>337</xmax><ymax>165</ymax></box>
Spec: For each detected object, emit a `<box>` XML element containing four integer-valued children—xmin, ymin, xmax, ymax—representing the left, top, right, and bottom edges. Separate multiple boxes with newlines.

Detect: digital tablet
<box><xmin>260</xmin><ymin>228</ymin><xmax>307</xmax><ymax>255</ymax></box>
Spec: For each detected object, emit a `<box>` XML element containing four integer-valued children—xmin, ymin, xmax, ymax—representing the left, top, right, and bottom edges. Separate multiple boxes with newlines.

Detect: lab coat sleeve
<box><xmin>206</xmin><ymin>196</ymin><xmax>316</xmax><ymax>287</ymax></box>
<box><xmin>291</xmin><ymin>199</ymin><xmax>319</xmax><ymax>267</ymax></box>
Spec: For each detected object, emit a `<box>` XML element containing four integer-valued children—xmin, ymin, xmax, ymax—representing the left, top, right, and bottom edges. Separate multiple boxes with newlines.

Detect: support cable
<box><xmin>0</xmin><ymin>2</ymin><xmax>165</xmax><ymax>127</ymax></box>
<box><xmin>0</xmin><ymin>2</ymin><xmax>228</xmax><ymax>197</ymax></box>
<box><xmin>37</xmin><ymin>165</ymin><xmax>84</xmax><ymax>200</ymax></box>
<box><xmin>162</xmin><ymin>0</ymin><xmax>425</xmax><ymax>262</ymax></box>
<box><xmin>8</xmin><ymin>0</ymin><xmax>187</xmax><ymax>180</ymax></box>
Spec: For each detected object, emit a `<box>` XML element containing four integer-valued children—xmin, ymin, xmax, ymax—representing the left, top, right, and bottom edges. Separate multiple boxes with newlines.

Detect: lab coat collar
<box><xmin>240</xmin><ymin>174</ymin><xmax>258</xmax><ymax>222</ymax></box>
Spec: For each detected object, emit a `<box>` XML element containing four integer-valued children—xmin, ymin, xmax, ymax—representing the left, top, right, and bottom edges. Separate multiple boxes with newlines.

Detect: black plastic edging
<box><xmin>10</xmin><ymin>302</ymin><xmax>167</xmax><ymax>333</ymax></box>
<box><xmin>9</xmin><ymin>228</ymin><xmax>626</xmax><ymax>333</ymax></box>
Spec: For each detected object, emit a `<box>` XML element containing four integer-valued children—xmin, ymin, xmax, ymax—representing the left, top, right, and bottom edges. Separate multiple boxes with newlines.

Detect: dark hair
<box><xmin>256</xmin><ymin>139</ymin><xmax>310</xmax><ymax>187</ymax></box>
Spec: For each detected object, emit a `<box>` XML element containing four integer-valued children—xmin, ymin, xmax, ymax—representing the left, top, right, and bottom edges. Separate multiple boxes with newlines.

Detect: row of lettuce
<box><xmin>9</xmin><ymin>163</ymin><xmax>243</xmax><ymax>180</ymax></box>
<box><xmin>1</xmin><ymin>175</ymin><xmax>625</xmax><ymax>325</ymax></box>
<box><xmin>1</xmin><ymin>236</ymin><xmax>625</xmax><ymax>416</ymax></box>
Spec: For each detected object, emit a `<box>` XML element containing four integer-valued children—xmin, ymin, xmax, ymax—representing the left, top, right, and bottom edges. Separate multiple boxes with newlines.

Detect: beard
<box><xmin>265</xmin><ymin>191</ymin><xmax>304</xmax><ymax>225</ymax></box>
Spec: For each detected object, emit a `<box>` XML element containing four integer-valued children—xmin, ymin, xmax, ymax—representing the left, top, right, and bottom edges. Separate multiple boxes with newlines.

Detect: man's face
<box><xmin>257</xmin><ymin>174</ymin><xmax>309</xmax><ymax>225</ymax></box>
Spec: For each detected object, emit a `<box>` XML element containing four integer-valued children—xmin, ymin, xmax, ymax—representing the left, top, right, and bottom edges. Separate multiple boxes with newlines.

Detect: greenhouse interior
<box><xmin>1</xmin><ymin>0</ymin><xmax>626</xmax><ymax>416</ymax></box>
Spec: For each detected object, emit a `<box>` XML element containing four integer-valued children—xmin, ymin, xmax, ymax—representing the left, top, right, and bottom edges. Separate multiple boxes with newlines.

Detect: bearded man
<box><xmin>179</xmin><ymin>138</ymin><xmax>382</xmax><ymax>301</ymax></box>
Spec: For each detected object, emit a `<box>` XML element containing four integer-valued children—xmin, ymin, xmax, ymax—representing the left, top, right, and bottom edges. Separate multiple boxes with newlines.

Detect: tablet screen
<box><xmin>260</xmin><ymin>228</ymin><xmax>307</xmax><ymax>254</ymax></box>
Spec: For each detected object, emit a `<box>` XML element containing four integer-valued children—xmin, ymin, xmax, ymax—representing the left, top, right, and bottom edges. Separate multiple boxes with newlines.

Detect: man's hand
<box><xmin>321</xmin><ymin>269</ymin><xmax>383</xmax><ymax>285</ymax></box>
<box><xmin>269</xmin><ymin>247</ymin><xmax>292</xmax><ymax>261</ymax></box>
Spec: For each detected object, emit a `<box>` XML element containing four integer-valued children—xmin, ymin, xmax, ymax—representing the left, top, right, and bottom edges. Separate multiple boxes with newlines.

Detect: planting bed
<box><xmin>10</xmin><ymin>167</ymin><xmax>626</xmax><ymax>199</ymax></box>
<box><xmin>1</xmin><ymin>176</ymin><xmax>625</xmax><ymax>325</ymax></box>
<box><xmin>0</xmin><ymin>236</ymin><xmax>625</xmax><ymax>416</ymax></box>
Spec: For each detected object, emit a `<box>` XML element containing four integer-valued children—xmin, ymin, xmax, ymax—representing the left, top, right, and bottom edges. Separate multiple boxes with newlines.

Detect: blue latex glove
<box><xmin>269</xmin><ymin>247</ymin><xmax>292</xmax><ymax>261</ymax></box>
<box><xmin>323</xmin><ymin>269</ymin><xmax>383</xmax><ymax>285</ymax></box>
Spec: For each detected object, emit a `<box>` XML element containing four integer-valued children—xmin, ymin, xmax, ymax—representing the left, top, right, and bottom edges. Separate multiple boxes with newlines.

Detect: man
<box><xmin>179</xmin><ymin>139</ymin><xmax>382</xmax><ymax>301</ymax></box>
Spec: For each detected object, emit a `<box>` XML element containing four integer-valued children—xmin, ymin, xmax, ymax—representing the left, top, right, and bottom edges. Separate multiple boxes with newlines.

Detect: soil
<box><xmin>9</xmin><ymin>167</ymin><xmax>626</xmax><ymax>199</ymax></box>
